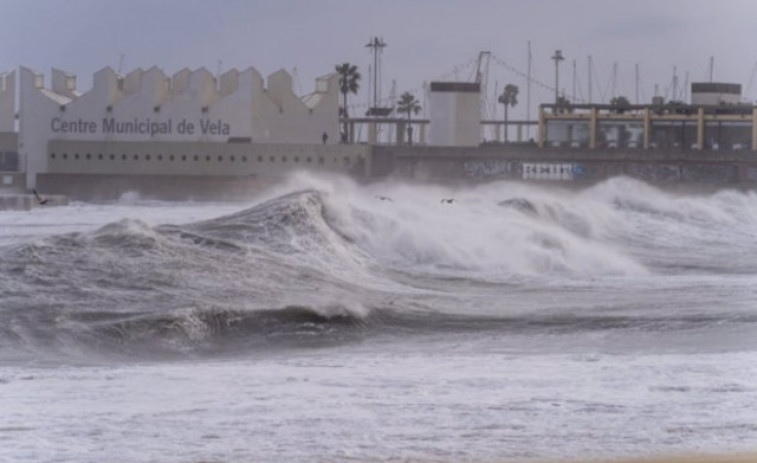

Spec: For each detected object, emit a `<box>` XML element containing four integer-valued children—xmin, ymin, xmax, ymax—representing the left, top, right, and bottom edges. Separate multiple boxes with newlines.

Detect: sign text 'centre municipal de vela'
<box><xmin>50</xmin><ymin>117</ymin><xmax>232</xmax><ymax>137</ymax></box>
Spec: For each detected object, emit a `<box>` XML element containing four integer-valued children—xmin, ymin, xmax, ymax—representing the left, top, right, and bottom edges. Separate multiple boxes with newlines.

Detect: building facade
<box><xmin>19</xmin><ymin>66</ymin><xmax>343</xmax><ymax>188</ymax></box>
<box><xmin>539</xmin><ymin>103</ymin><xmax>757</xmax><ymax>152</ymax></box>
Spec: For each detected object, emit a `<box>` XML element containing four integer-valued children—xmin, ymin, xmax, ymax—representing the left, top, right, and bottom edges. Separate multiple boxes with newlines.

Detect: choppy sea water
<box><xmin>1</xmin><ymin>175</ymin><xmax>756</xmax><ymax>463</ymax></box>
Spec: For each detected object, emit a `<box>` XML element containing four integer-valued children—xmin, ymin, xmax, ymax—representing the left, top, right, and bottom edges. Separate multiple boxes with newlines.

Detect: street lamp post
<box><xmin>551</xmin><ymin>50</ymin><xmax>565</xmax><ymax>113</ymax></box>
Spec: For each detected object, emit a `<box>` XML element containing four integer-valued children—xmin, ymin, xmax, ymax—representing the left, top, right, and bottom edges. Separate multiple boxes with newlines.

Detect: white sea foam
<box><xmin>1</xmin><ymin>175</ymin><xmax>757</xmax><ymax>463</ymax></box>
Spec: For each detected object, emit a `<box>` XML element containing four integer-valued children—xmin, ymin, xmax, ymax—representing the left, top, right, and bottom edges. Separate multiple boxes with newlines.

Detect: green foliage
<box><xmin>610</xmin><ymin>96</ymin><xmax>631</xmax><ymax>113</ymax></box>
<box><xmin>396</xmin><ymin>92</ymin><xmax>421</xmax><ymax>120</ymax></box>
<box><xmin>336</xmin><ymin>63</ymin><xmax>361</xmax><ymax>96</ymax></box>
<box><xmin>555</xmin><ymin>95</ymin><xmax>573</xmax><ymax>114</ymax></box>
<box><xmin>498</xmin><ymin>84</ymin><xmax>519</xmax><ymax>107</ymax></box>
<box><xmin>335</xmin><ymin>63</ymin><xmax>361</xmax><ymax>140</ymax></box>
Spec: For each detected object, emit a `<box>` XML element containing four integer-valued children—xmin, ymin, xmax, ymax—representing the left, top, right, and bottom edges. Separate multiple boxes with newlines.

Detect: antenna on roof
<box><xmin>709</xmin><ymin>56</ymin><xmax>714</xmax><ymax>83</ymax></box>
<box><xmin>292</xmin><ymin>67</ymin><xmax>303</xmax><ymax>95</ymax></box>
<box><xmin>365</xmin><ymin>36</ymin><xmax>387</xmax><ymax>112</ymax></box>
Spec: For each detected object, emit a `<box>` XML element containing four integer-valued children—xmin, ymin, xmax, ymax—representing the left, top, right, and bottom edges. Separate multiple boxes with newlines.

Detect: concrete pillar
<box><xmin>589</xmin><ymin>108</ymin><xmax>598</xmax><ymax>149</ymax></box>
<box><xmin>752</xmin><ymin>108</ymin><xmax>757</xmax><ymax>152</ymax></box>
<box><xmin>419</xmin><ymin>123</ymin><xmax>426</xmax><ymax>145</ymax></box>
<box><xmin>697</xmin><ymin>107</ymin><xmax>705</xmax><ymax>150</ymax></box>
<box><xmin>517</xmin><ymin>124</ymin><xmax>523</xmax><ymax>142</ymax></box>
<box><xmin>396</xmin><ymin>121</ymin><xmax>406</xmax><ymax>145</ymax></box>
<box><xmin>349</xmin><ymin>121</ymin><xmax>356</xmax><ymax>144</ymax></box>
<box><xmin>643</xmin><ymin>108</ymin><xmax>651</xmax><ymax>149</ymax></box>
<box><xmin>537</xmin><ymin>107</ymin><xmax>545</xmax><ymax>148</ymax></box>
<box><xmin>368</xmin><ymin>122</ymin><xmax>377</xmax><ymax>145</ymax></box>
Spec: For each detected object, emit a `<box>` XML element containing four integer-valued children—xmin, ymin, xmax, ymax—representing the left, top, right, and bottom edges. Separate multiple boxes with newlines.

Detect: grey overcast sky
<box><xmin>2</xmin><ymin>0</ymin><xmax>756</xmax><ymax>119</ymax></box>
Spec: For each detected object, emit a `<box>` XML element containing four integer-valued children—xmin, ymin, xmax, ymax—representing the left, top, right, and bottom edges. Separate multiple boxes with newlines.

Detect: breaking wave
<box><xmin>1</xmin><ymin>175</ymin><xmax>757</xmax><ymax>361</ymax></box>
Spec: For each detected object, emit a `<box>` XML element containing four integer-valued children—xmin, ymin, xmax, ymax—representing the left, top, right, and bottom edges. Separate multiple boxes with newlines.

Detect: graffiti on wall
<box><xmin>521</xmin><ymin>162</ymin><xmax>584</xmax><ymax>181</ymax></box>
<box><xmin>623</xmin><ymin>163</ymin><xmax>681</xmax><ymax>182</ymax></box>
<box><xmin>464</xmin><ymin>160</ymin><xmax>514</xmax><ymax>179</ymax></box>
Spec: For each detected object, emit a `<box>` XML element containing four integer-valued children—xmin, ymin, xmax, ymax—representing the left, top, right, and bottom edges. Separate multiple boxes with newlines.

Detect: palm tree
<box><xmin>609</xmin><ymin>95</ymin><xmax>631</xmax><ymax>114</ymax></box>
<box><xmin>335</xmin><ymin>63</ymin><xmax>360</xmax><ymax>142</ymax></box>
<box><xmin>555</xmin><ymin>95</ymin><xmax>572</xmax><ymax>114</ymax></box>
<box><xmin>396</xmin><ymin>91</ymin><xmax>421</xmax><ymax>145</ymax></box>
<box><xmin>497</xmin><ymin>84</ymin><xmax>519</xmax><ymax>142</ymax></box>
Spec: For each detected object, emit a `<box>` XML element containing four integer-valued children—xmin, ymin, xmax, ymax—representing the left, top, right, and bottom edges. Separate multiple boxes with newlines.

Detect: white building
<box><xmin>690</xmin><ymin>82</ymin><xmax>741</xmax><ymax>106</ymax></box>
<box><xmin>0</xmin><ymin>70</ymin><xmax>14</xmax><ymax>132</ymax></box>
<box><xmin>428</xmin><ymin>82</ymin><xmax>480</xmax><ymax>147</ymax></box>
<box><xmin>19</xmin><ymin>66</ymin><xmax>342</xmax><ymax>188</ymax></box>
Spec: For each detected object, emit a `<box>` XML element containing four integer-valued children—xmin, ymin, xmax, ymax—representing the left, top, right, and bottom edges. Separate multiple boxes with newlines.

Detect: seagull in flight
<box><xmin>32</xmin><ymin>189</ymin><xmax>49</xmax><ymax>205</ymax></box>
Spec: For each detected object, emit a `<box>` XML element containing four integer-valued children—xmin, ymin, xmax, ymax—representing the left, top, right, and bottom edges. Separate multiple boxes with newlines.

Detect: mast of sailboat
<box><xmin>672</xmin><ymin>66</ymin><xmax>678</xmax><ymax>101</ymax></box>
<box><xmin>709</xmin><ymin>56</ymin><xmax>715</xmax><ymax>82</ymax></box>
<box><xmin>588</xmin><ymin>55</ymin><xmax>593</xmax><ymax>104</ymax></box>
<box><xmin>635</xmin><ymin>63</ymin><xmax>640</xmax><ymax>104</ymax></box>
<box><xmin>526</xmin><ymin>41</ymin><xmax>532</xmax><ymax>138</ymax></box>
<box><xmin>572</xmin><ymin>59</ymin><xmax>577</xmax><ymax>102</ymax></box>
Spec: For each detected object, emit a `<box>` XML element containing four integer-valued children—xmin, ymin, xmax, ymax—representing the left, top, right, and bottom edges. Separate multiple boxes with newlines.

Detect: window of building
<box><xmin>206</xmin><ymin>155</ymin><xmax>211</xmax><ymax>162</ymax></box>
<box><xmin>51</xmin><ymin>153</ymin><xmax>56</xmax><ymax>159</ymax></box>
<box><xmin>217</xmin><ymin>155</ymin><xmax>223</xmax><ymax>162</ymax></box>
<box><xmin>98</xmin><ymin>154</ymin><xmax>103</xmax><ymax>160</ymax></box>
<box><xmin>133</xmin><ymin>154</ymin><xmax>139</xmax><ymax>161</ymax></box>
<box><xmin>193</xmin><ymin>155</ymin><xmax>199</xmax><ymax>161</ymax></box>
<box><xmin>230</xmin><ymin>156</ymin><xmax>235</xmax><ymax>162</ymax></box>
<box><xmin>318</xmin><ymin>156</ymin><xmax>324</xmax><ymax>164</ymax></box>
<box><xmin>74</xmin><ymin>153</ymin><xmax>80</xmax><ymax>160</ymax></box>
<box><xmin>269</xmin><ymin>156</ymin><xmax>274</xmax><ymax>162</ymax></box>
<box><xmin>109</xmin><ymin>154</ymin><xmax>115</xmax><ymax>160</ymax></box>
<box><xmin>122</xmin><ymin>154</ymin><xmax>127</xmax><ymax>161</ymax></box>
<box><xmin>704</xmin><ymin>121</ymin><xmax>752</xmax><ymax>150</ymax></box>
<box><xmin>294</xmin><ymin>156</ymin><xmax>300</xmax><ymax>163</ymax></box>
<box><xmin>145</xmin><ymin>155</ymin><xmax>151</xmax><ymax>161</ymax></box>
<box><xmin>85</xmin><ymin>153</ymin><xmax>91</xmax><ymax>160</ymax></box>
<box><xmin>63</xmin><ymin>153</ymin><xmax>68</xmax><ymax>160</ymax></box>
<box><xmin>169</xmin><ymin>155</ymin><xmax>175</xmax><ymax>161</ymax></box>
<box><xmin>242</xmin><ymin>156</ymin><xmax>247</xmax><ymax>162</ymax></box>
<box><xmin>258</xmin><ymin>156</ymin><xmax>263</xmax><ymax>162</ymax></box>
<box><xmin>307</xmin><ymin>157</ymin><xmax>312</xmax><ymax>163</ymax></box>
<box><xmin>282</xmin><ymin>156</ymin><xmax>288</xmax><ymax>162</ymax></box>
<box><xmin>157</xmin><ymin>155</ymin><xmax>163</xmax><ymax>161</ymax></box>
<box><xmin>181</xmin><ymin>155</ymin><xmax>187</xmax><ymax>161</ymax></box>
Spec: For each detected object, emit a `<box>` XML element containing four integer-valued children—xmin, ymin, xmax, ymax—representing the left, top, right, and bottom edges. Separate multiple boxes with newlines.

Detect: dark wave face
<box><xmin>1</xmin><ymin>177</ymin><xmax>756</xmax><ymax>362</ymax></box>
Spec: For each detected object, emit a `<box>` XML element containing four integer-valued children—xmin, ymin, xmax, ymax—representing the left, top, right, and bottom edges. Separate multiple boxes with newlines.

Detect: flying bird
<box><xmin>440</xmin><ymin>198</ymin><xmax>455</xmax><ymax>204</ymax></box>
<box><xmin>375</xmin><ymin>195</ymin><xmax>393</xmax><ymax>202</ymax></box>
<box><xmin>32</xmin><ymin>189</ymin><xmax>49</xmax><ymax>205</ymax></box>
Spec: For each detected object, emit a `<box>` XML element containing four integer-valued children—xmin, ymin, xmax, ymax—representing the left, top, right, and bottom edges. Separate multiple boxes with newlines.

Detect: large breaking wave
<box><xmin>2</xmin><ymin>175</ymin><xmax>757</xmax><ymax>361</ymax></box>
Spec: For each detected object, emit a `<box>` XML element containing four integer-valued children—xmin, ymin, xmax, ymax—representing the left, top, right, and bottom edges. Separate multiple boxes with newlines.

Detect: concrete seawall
<box><xmin>0</xmin><ymin>193</ymin><xmax>69</xmax><ymax>210</ymax></box>
<box><xmin>37</xmin><ymin>173</ymin><xmax>281</xmax><ymax>202</ymax></box>
<box><xmin>19</xmin><ymin>144</ymin><xmax>757</xmax><ymax>201</ymax></box>
<box><xmin>373</xmin><ymin>145</ymin><xmax>757</xmax><ymax>186</ymax></box>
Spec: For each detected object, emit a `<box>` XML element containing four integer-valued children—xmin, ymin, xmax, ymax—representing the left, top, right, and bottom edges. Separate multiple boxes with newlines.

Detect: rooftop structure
<box><xmin>428</xmin><ymin>81</ymin><xmax>481</xmax><ymax>147</ymax></box>
<box><xmin>691</xmin><ymin>82</ymin><xmax>741</xmax><ymax>106</ymax></box>
<box><xmin>538</xmin><ymin>102</ymin><xmax>757</xmax><ymax>152</ymax></box>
